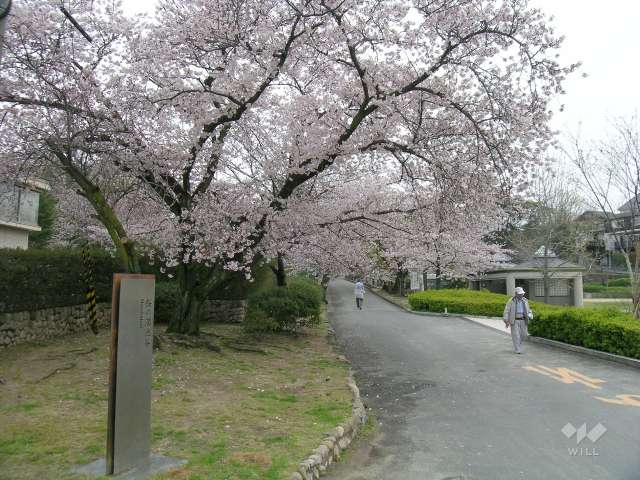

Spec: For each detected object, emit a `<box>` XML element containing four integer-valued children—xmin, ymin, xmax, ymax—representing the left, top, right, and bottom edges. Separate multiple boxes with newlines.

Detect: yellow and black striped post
<box><xmin>82</xmin><ymin>246</ymin><xmax>99</xmax><ymax>334</ymax></box>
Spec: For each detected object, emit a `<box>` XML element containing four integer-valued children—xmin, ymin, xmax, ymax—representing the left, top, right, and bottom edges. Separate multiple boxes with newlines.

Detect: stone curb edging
<box><xmin>289</xmin><ymin>374</ymin><xmax>367</xmax><ymax>480</ymax></box>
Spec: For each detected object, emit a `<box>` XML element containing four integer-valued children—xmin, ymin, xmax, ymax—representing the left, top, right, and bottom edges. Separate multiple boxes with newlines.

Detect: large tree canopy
<box><xmin>1</xmin><ymin>0</ymin><xmax>575</xmax><ymax>332</ymax></box>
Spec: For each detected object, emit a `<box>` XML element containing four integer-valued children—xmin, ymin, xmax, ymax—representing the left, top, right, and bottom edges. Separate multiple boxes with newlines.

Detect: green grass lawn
<box><xmin>0</xmin><ymin>320</ymin><xmax>352</xmax><ymax>480</ymax></box>
<box><xmin>584</xmin><ymin>298</ymin><xmax>634</xmax><ymax>314</ymax></box>
<box><xmin>583</xmin><ymin>282</ymin><xmax>632</xmax><ymax>298</ymax></box>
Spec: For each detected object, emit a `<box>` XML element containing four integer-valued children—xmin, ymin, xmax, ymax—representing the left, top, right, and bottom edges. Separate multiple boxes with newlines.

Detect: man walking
<box><xmin>354</xmin><ymin>279</ymin><xmax>365</xmax><ymax>310</ymax></box>
<box><xmin>503</xmin><ymin>286</ymin><xmax>533</xmax><ymax>354</ymax></box>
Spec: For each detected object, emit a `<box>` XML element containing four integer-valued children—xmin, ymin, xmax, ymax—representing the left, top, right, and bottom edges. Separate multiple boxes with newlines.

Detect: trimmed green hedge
<box><xmin>587</xmin><ymin>290</ymin><xmax>632</xmax><ymax>299</ymax></box>
<box><xmin>407</xmin><ymin>288</ymin><xmax>640</xmax><ymax>359</ymax></box>
<box><xmin>0</xmin><ymin>249</ymin><xmax>181</xmax><ymax>322</ymax></box>
<box><xmin>245</xmin><ymin>276</ymin><xmax>324</xmax><ymax>333</ymax></box>
<box><xmin>407</xmin><ymin>289</ymin><xmax>554</xmax><ymax>317</ymax></box>
<box><xmin>529</xmin><ymin>307</ymin><xmax>640</xmax><ymax>360</ymax></box>
<box><xmin>608</xmin><ymin>277</ymin><xmax>631</xmax><ymax>287</ymax></box>
<box><xmin>0</xmin><ymin>248</ymin><xmax>122</xmax><ymax>313</ymax></box>
<box><xmin>584</xmin><ymin>282</ymin><xmax>631</xmax><ymax>297</ymax></box>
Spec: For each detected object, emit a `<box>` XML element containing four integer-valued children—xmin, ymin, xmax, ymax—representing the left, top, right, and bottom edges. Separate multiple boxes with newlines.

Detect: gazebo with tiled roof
<box><xmin>470</xmin><ymin>247</ymin><xmax>586</xmax><ymax>306</ymax></box>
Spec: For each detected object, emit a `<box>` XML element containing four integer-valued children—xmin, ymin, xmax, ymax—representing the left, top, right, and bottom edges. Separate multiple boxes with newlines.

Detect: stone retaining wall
<box><xmin>290</xmin><ymin>375</ymin><xmax>368</xmax><ymax>480</ymax></box>
<box><xmin>0</xmin><ymin>299</ymin><xmax>247</xmax><ymax>349</ymax></box>
<box><xmin>0</xmin><ymin>303</ymin><xmax>111</xmax><ymax>349</ymax></box>
<box><xmin>202</xmin><ymin>299</ymin><xmax>247</xmax><ymax>324</ymax></box>
<box><xmin>0</xmin><ymin>298</ymin><xmax>247</xmax><ymax>349</ymax></box>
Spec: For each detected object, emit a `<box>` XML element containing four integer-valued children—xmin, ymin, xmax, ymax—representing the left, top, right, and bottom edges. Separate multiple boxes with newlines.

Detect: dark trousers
<box><xmin>356</xmin><ymin>297</ymin><xmax>363</xmax><ymax>309</ymax></box>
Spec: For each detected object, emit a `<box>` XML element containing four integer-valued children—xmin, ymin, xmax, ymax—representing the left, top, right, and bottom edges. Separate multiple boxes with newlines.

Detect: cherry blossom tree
<box><xmin>370</xmin><ymin>174</ymin><xmax>509</xmax><ymax>290</ymax></box>
<box><xmin>1</xmin><ymin>0</ymin><xmax>575</xmax><ymax>333</ymax></box>
<box><xmin>264</xmin><ymin>174</ymin><xmax>411</xmax><ymax>281</ymax></box>
<box><xmin>265</xmin><ymin>167</ymin><xmax>508</xmax><ymax>290</ymax></box>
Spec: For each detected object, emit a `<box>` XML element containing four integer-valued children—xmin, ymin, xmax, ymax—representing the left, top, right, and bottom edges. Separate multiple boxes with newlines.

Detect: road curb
<box><xmin>291</xmin><ymin>371</ymin><xmax>367</xmax><ymax>480</ymax></box>
<box><xmin>457</xmin><ymin>315</ymin><xmax>510</xmax><ymax>336</ymax></box>
<box><xmin>369</xmin><ymin>288</ymin><xmax>640</xmax><ymax>370</ymax></box>
<box><xmin>460</xmin><ymin>316</ymin><xmax>640</xmax><ymax>370</ymax></box>
<box><xmin>525</xmin><ymin>335</ymin><xmax>640</xmax><ymax>369</ymax></box>
<box><xmin>368</xmin><ymin>288</ymin><xmax>444</xmax><ymax>317</ymax></box>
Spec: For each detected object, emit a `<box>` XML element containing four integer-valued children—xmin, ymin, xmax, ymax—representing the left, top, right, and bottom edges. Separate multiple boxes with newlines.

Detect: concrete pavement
<box><xmin>325</xmin><ymin>279</ymin><xmax>640</xmax><ymax>480</ymax></box>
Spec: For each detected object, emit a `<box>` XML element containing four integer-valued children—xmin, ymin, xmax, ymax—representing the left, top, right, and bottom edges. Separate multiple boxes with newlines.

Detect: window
<box><xmin>0</xmin><ymin>182</ymin><xmax>40</xmax><ymax>226</ymax></box>
<box><xmin>18</xmin><ymin>189</ymin><xmax>39</xmax><ymax>225</ymax></box>
<box><xmin>534</xmin><ymin>280</ymin><xmax>543</xmax><ymax>297</ymax></box>
<box><xmin>533</xmin><ymin>279</ymin><xmax>570</xmax><ymax>297</ymax></box>
<box><xmin>0</xmin><ymin>182</ymin><xmax>19</xmax><ymax>223</ymax></box>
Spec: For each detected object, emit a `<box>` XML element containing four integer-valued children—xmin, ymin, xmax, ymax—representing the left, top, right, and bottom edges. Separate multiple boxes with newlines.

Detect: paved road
<box><xmin>326</xmin><ymin>279</ymin><xmax>640</xmax><ymax>480</ymax></box>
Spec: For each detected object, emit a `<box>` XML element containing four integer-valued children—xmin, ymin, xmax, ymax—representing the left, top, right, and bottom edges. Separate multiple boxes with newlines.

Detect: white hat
<box><xmin>515</xmin><ymin>287</ymin><xmax>525</xmax><ymax>295</ymax></box>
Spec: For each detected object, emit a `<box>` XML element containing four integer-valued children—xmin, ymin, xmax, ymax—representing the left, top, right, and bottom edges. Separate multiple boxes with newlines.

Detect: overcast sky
<box><xmin>530</xmin><ymin>0</ymin><xmax>640</xmax><ymax>139</ymax></box>
<box><xmin>526</xmin><ymin>0</ymin><xmax>639</xmax><ymax>208</ymax></box>
<box><xmin>122</xmin><ymin>0</ymin><xmax>639</xmax><ymax>207</ymax></box>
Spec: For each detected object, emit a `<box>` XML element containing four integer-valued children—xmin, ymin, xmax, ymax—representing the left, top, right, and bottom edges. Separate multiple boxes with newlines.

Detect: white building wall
<box><xmin>0</xmin><ymin>225</ymin><xmax>29</xmax><ymax>249</ymax></box>
<box><xmin>0</xmin><ymin>180</ymin><xmax>46</xmax><ymax>249</ymax></box>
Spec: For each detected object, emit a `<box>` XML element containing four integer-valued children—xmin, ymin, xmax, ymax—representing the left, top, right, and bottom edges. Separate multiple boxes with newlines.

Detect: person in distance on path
<box><xmin>354</xmin><ymin>279</ymin><xmax>365</xmax><ymax>310</ymax></box>
<box><xmin>503</xmin><ymin>286</ymin><xmax>533</xmax><ymax>354</ymax></box>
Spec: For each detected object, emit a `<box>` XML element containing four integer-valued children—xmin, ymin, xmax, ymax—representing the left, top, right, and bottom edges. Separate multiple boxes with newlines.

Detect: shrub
<box><xmin>0</xmin><ymin>249</ymin><xmax>180</xmax><ymax>327</ymax></box>
<box><xmin>155</xmin><ymin>281</ymin><xmax>180</xmax><ymax>324</ymax></box>
<box><xmin>0</xmin><ymin>248</ymin><xmax>121</xmax><ymax>313</ymax></box>
<box><xmin>29</xmin><ymin>191</ymin><xmax>58</xmax><ymax>248</ymax></box>
<box><xmin>607</xmin><ymin>277</ymin><xmax>631</xmax><ymax>287</ymax></box>
<box><xmin>584</xmin><ymin>283</ymin><xmax>631</xmax><ymax>298</ymax></box>
<box><xmin>245</xmin><ymin>276</ymin><xmax>323</xmax><ymax>333</ymax></box>
<box><xmin>583</xmin><ymin>283</ymin><xmax>604</xmax><ymax>292</ymax></box>
<box><xmin>287</xmin><ymin>276</ymin><xmax>324</xmax><ymax>312</ymax></box>
<box><xmin>529</xmin><ymin>307</ymin><xmax>640</xmax><ymax>360</ymax></box>
<box><xmin>407</xmin><ymin>289</ymin><xmax>541</xmax><ymax>317</ymax></box>
<box><xmin>407</xmin><ymin>287</ymin><xmax>640</xmax><ymax>359</ymax></box>
<box><xmin>445</xmin><ymin>278</ymin><xmax>470</xmax><ymax>289</ymax></box>
<box><xmin>588</xmin><ymin>289</ymin><xmax>632</xmax><ymax>298</ymax></box>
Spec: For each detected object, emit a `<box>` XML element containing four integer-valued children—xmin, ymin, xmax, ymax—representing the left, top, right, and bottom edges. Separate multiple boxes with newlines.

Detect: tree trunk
<box><xmin>167</xmin><ymin>265</ymin><xmax>253</xmax><ymax>335</ymax></box>
<box><xmin>541</xmin><ymin>245</ymin><xmax>550</xmax><ymax>304</ymax></box>
<box><xmin>271</xmin><ymin>252</ymin><xmax>287</xmax><ymax>287</ymax></box>
<box><xmin>120</xmin><ymin>239</ymin><xmax>141</xmax><ymax>274</ymax></box>
<box><xmin>85</xmin><ymin>192</ymin><xmax>140</xmax><ymax>273</ymax></box>
<box><xmin>632</xmin><ymin>241</ymin><xmax>640</xmax><ymax>319</ymax></box>
<box><xmin>435</xmin><ymin>263</ymin><xmax>442</xmax><ymax>290</ymax></box>
<box><xmin>94</xmin><ymin>191</ymin><xmax>141</xmax><ymax>273</ymax></box>
<box><xmin>543</xmin><ymin>256</ymin><xmax>550</xmax><ymax>304</ymax></box>
<box><xmin>321</xmin><ymin>273</ymin><xmax>330</xmax><ymax>303</ymax></box>
<box><xmin>52</xmin><ymin>147</ymin><xmax>142</xmax><ymax>273</ymax></box>
<box><xmin>167</xmin><ymin>263</ymin><xmax>203</xmax><ymax>335</ymax></box>
<box><xmin>174</xmin><ymin>288</ymin><xmax>202</xmax><ymax>336</ymax></box>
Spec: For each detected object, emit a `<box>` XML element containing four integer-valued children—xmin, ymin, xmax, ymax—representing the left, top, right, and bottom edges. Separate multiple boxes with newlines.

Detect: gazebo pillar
<box><xmin>506</xmin><ymin>274</ymin><xmax>516</xmax><ymax>297</ymax></box>
<box><xmin>573</xmin><ymin>274</ymin><xmax>584</xmax><ymax>307</ymax></box>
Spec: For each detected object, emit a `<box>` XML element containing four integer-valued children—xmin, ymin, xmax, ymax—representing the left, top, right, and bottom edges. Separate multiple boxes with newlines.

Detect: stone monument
<box><xmin>74</xmin><ymin>274</ymin><xmax>184</xmax><ymax>479</ymax></box>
